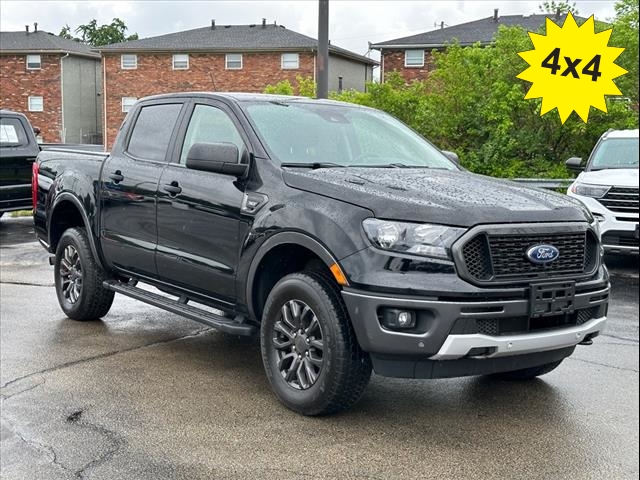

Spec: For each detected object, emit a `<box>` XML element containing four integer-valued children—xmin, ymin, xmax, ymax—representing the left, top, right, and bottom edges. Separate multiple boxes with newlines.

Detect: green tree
<box><xmin>59</xmin><ymin>24</ymin><xmax>74</xmax><ymax>40</ymax></box>
<box><xmin>60</xmin><ymin>18</ymin><xmax>138</xmax><ymax>46</ymax></box>
<box><xmin>538</xmin><ymin>0</ymin><xmax>579</xmax><ymax>15</ymax></box>
<box><xmin>610</xmin><ymin>0</ymin><xmax>639</xmax><ymax>103</ymax></box>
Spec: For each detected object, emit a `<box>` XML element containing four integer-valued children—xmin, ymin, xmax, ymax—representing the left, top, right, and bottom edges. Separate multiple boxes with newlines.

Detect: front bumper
<box><xmin>341</xmin><ymin>273</ymin><xmax>609</xmax><ymax>358</ymax></box>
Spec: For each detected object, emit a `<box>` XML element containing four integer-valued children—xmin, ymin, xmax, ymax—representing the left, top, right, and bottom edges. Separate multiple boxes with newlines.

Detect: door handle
<box><xmin>108</xmin><ymin>171</ymin><xmax>124</xmax><ymax>183</ymax></box>
<box><xmin>163</xmin><ymin>182</ymin><xmax>182</xmax><ymax>196</ymax></box>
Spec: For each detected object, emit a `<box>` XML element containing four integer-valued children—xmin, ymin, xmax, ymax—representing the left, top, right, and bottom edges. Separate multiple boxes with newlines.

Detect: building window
<box><xmin>121</xmin><ymin>54</ymin><xmax>137</xmax><ymax>69</ymax></box>
<box><xmin>404</xmin><ymin>49</ymin><xmax>424</xmax><ymax>67</ymax></box>
<box><xmin>281</xmin><ymin>53</ymin><xmax>299</xmax><ymax>69</ymax></box>
<box><xmin>28</xmin><ymin>96</ymin><xmax>43</xmax><ymax>112</ymax></box>
<box><xmin>225</xmin><ymin>53</ymin><xmax>243</xmax><ymax>70</ymax></box>
<box><xmin>122</xmin><ymin>97</ymin><xmax>137</xmax><ymax>113</ymax></box>
<box><xmin>172</xmin><ymin>54</ymin><xmax>189</xmax><ymax>70</ymax></box>
<box><xmin>26</xmin><ymin>54</ymin><xmax>41</xmax><ymax>69</ymax></box>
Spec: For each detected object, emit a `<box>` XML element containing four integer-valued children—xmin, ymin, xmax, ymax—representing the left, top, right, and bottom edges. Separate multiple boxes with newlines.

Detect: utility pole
<box><xmin>317</xmin><ymin>0</ymin><xmax>329</xmax><ymax>99</ymax></box>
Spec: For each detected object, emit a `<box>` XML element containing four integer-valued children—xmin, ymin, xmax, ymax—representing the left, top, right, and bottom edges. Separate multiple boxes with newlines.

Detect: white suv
<box><xmin>567</xmin><ymin>129</ymin><xmax>639</xmax><ymax>253</ymax></box>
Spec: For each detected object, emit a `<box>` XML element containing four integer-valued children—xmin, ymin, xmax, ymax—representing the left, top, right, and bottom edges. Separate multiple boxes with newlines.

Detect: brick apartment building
<box><xmin>0</xmin><ymin>25</ymin><xmax>102</xmax><ymax>143</ymax></box>
<box><xmin>371</xmin><ymin>10</ymin><xmax>578</xmax><ymax>83</ymax></box>
<box><xmin>98</xmin><ymin>21</ymin><xmax>378</xmax><ymax>147</ymax></box>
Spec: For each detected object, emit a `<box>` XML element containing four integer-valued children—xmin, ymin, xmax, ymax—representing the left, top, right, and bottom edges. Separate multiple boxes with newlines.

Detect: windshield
<box><xmin>589</xmin><ymin>137</ymin><xmax>639</xmax><ymax>170</ymax></box>
<box><xmin>242</xmin><ymin>101</ymin><xmax>457</xmax><ymax>169</ymax></box>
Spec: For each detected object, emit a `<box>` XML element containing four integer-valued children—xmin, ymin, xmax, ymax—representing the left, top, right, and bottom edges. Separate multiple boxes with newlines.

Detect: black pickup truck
<box><xmin>1</xmin><ymin>109</ymin><xmax>41</xmax><ymax>217</ymax></box>
<box><xmin>34</xmin><ymin>93</ymin><xmax>610</xmax><ymax>415</ymax></box>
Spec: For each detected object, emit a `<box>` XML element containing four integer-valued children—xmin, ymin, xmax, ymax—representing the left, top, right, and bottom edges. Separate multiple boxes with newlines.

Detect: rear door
<box><xmin>155</xmin><ymin>101</ymin><xmax>249</xmax><ymax>305</ymax></box>
<box><xmin>100</xmin><ymin>101</ymin><xmax>186</xmax><ymax>277</ymax></box>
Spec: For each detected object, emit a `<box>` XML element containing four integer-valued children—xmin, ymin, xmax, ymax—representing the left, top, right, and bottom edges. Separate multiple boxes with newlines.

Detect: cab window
<box><xmin>180</xmin><ymin>105</ymin><xmax>245</xmax><ymax>164</ymax></box>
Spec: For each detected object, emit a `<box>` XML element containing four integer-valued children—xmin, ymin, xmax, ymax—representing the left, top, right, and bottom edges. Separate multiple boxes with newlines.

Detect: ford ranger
<box><xmin>34</xmin><ymin>93</ymin><xmax>610</xmax><ymax>415</ymax></box>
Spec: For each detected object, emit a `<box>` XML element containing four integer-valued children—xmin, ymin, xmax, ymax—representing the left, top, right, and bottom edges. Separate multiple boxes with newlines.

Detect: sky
<box><xmin>1</xmin><ymin>0</ymin><xmax>618</xmax><ymax>61</ymax></box>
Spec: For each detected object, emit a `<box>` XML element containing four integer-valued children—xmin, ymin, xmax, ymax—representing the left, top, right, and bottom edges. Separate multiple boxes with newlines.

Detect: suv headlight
<box><xmin>569</xmin><ymin>182</ymin><xmax>611</xmax><ymax>198</ymax></box>
<box><xmin>362</xmin><ymin>219</ymin><xmax>465</xmax><ymax>260</ymax></box>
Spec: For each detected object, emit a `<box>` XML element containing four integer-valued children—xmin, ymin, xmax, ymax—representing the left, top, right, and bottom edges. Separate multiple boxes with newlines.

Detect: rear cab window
<box><xmin>126</xmin><ymin>103</ymin><xmax>183</xmax><ymax>162</ymax></box>
<box><xmin>0</xmin><ymin>117</ymin><xmax>29</xmax><ymax>148</ymax></box>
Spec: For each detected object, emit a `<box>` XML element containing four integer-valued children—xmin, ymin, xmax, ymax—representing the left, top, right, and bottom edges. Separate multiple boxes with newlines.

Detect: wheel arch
<box><xmin>246</xmin><ymin>232</ymin><xmax>342</xmax><ymax>322</ymax></box>
<box><xmin>48</xmin><ymin>193</ymin><xmax>103</xmax><ymax>268</ymax></box>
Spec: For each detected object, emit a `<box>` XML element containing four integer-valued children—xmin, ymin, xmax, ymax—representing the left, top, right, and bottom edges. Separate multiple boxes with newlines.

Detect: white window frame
<box><xmin>28</xmin><ymin>96</ymin><xmax>44</xmax><ymax>112</ymax></box>
<box><xmin>121</xmin><ymin>54</ymin><xmax>138</xmax><ymax>69</ymax></box>
<box><xmin>26</xmin><ymin>54</ymin><xmax>41</xmax><ymax>70</ymax></box>
<box><xmin>225</xmin><ymin>53</ymin><xmax>243</xmax><ymax>70</ymax></box>
<box><xmin>404</xmin><ymin>49</ymin><xmax>425</xmax><ymax>67</ymax></box>
<box><xmin>281</xmin><ymin>53</ymin><xmax>300</xmax><ymax>70</ymax></box>
<box><xmin>172</xmin><ymin>54</ymin><xmax>189</xmax><ymax>70</ymax></box>
<box><xmin>121</xmin><ymin>97</ymin><xmax>137</xmax><ymax>113</ymax></box>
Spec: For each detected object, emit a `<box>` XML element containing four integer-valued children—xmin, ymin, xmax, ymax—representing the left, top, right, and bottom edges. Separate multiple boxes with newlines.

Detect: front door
<box><xmin>100</xmin><ymin>102</ymin><xmax>184</xmax><ymax>277</ymax></box>
<box><xmin>155</xmin><ymin>102</ymin><xmax>248</xmax><ymax>305</ymax></box>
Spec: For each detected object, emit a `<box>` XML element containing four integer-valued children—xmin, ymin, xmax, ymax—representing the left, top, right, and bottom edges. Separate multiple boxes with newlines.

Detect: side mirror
<box><xmin>565</xmin><ymin>157</ymin><xmax>584</xmax><ymax>172</ymax></box>
<box><xmin>33</xmin><ymin>127</ymin><xmax>41</xmax><ymax>136</ymax></box>
<box><xmin>186</xmin><ymin>142</ymin><xmax>248</xmax><ymax>177</ymax></box>
<box><xmin>442</xmin><ymin>150</ymin><xmax>460</xmax><ymax>166</ymax></box>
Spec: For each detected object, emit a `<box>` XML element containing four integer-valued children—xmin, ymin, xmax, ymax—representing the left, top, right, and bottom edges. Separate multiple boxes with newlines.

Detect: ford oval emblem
<box><xmin>526</xmin><ymin>244</ymin><xmax>560</xmax><ymax>264</ymax></box>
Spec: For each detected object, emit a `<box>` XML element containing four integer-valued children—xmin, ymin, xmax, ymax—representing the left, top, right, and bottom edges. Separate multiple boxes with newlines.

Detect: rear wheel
<box><xmin>260</xmin><ymin>271</ymin><xmax>371</xmax><ymax>415</ymax></box>
<box><xmin>489</xmin><ymin>360</ymin><xmax>563</xmax><ymax>380</ymax></box>
<box><xmin>54</xmin><ymin>227</ymin><xmax>114</xmax><ymax>320</ymax></box>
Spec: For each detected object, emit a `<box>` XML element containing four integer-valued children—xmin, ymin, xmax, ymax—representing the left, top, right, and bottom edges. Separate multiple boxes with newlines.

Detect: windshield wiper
<box><xmin>280</xmin><ymin>162</ymin><xmax>345</xmax><ymax>169</ymax></box>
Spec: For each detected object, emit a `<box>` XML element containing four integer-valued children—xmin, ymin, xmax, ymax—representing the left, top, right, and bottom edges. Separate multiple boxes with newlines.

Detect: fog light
<box><xmin>381</xmin><ymin>309</ymin><xmax>416</xmax><ymax>330</ymax></box>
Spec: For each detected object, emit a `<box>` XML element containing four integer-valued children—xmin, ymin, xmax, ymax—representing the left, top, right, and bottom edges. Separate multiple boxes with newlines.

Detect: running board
<box><xmin>103</xmin><ymin>280</ymin><xmax>257</xmax><ymax>336</ymax></box>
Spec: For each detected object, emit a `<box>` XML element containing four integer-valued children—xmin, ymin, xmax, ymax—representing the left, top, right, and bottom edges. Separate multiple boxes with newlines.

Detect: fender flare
<box><xmin>48</xmin><ymin>192</ymin><xmax>105</xmax><ymax>269</ymax></box>
<box><xmin>245</xmin><ymin>231</ymin><xmax>340</xmax><ymax>319</ymax></box>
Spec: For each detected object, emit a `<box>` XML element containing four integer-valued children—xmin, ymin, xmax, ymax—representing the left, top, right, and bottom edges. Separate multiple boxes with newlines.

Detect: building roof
<box><xmin>371</xmin><ymin>13</ymin><xmax>588</xmax><ymax>49</ymax></box>
<box><xmin>0</xmin><ymin>30</ymin><xmax>100</xmax><ymax>58</ymax></box>
<box><xmin>97</xmin><ymin>23</ymin><xmax>378</xmax><ymax>65</ymax></box>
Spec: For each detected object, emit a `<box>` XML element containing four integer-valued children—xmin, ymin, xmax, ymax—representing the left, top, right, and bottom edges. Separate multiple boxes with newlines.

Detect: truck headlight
<box><xmin>362</xmin><ymin>219</ymin><xmax>465</xmax><ymax>260</ymax></box>
<box><xmin>569</xmin><ymin>182</ymin><xmax>611</xmax><ymax>198</ymax></box>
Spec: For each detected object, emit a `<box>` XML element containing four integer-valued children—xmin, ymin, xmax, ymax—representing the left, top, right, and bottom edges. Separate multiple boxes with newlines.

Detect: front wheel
<box><xmin>54</xmin><ymin>227</ymin><xmax>114</xmax><ymax>320</ymax></box>
<box><xmin>260</xmin><ymin>271</ymin><xmax>371</xmax><ymax>415</ymax></box>
<box><xmin>489</xmin><ymin>360</ymin><xmax>563</xmax><ymax>380</ymax></box>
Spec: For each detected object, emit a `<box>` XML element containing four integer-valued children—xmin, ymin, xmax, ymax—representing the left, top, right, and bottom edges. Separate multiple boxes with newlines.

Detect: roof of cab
<box><xmin>136</xmin><ymin>92</ymin><xmax>366</xmax><ymax>108</ymax></box>
<box><xmin>602</xmin><ymin>129</ymin><xmax>639</xmax><ymax>139</ymax></box>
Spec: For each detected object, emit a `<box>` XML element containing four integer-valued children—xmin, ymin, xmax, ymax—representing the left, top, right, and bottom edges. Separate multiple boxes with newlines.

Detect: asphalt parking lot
<box><xmin>1</xmin><ymin>216</ymin><xmax>638</xmax><ymax>479</ymax></box>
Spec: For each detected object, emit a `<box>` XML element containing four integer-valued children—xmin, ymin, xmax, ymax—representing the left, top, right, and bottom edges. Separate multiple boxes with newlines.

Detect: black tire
<box><xmin>489</xmin><ymin>360</ymin><xmax>563</xmax><ymax>381</ymax></box>
<box><xmin>54</xmin><ymin>227</ymin><xmax>114</xmax><ymax>321</ymax></box>
<box><xmin>260</xmin><ymin>271</ymin><xmax>371</xmax><ymax>415</ymax></box>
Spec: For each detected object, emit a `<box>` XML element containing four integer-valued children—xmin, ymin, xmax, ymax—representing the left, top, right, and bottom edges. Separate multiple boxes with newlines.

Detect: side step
<box><xmin>103</xmin><ymin>280</ymin><xmax>257</xmax><ymax>336</ymax></box>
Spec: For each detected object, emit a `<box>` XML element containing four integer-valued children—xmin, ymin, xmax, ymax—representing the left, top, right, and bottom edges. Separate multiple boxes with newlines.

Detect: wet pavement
<box><xmin>1</xmin><ymin>216</ymin><xmax>638</xmax><ymax>479</ymax></box>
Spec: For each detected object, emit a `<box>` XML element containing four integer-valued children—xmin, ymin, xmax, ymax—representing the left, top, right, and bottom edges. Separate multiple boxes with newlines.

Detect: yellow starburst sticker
<box><xmin>517</xmin><ymin>12</ymin><xmax>627</xmax><ymax>124</ymax></box>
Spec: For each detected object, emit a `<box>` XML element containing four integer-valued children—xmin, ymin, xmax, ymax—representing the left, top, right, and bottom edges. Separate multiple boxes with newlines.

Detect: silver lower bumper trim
<box><xmin>430</xmin><ymin>316</ymin><xmax>607</xmax><ymax>360</ymax></box>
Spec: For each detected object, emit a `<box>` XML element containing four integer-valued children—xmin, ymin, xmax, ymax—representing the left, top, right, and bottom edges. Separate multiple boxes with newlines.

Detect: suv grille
<box><xmin>460</xmin><ymin>229</ymin><xmax>598</xmax><ymax>284</ymax></box>
<box><xmin>598</xmin><ymin>187</ymin><xmax>639</xmax><ymax>215</ymax></box>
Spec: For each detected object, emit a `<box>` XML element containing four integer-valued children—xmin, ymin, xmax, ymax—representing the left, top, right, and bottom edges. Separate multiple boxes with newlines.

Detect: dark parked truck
<box><xmin>1</xmin><ymin>110</ymin><xmax>41</xmax><ymax>217</ymax></box>
<box><xmin>34</xmin><ymin>93</ymin><xmax>610</xmax><ymax>415</ymax></box>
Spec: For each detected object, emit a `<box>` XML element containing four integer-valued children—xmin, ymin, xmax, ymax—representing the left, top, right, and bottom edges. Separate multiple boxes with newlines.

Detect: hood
<box><xmin>283</xmin><ymin>168</ymin><xmax>590</xmax><ymax>227</ymax></box>
<box><xmin>576</xmin><ymin>168</ymin><xmax>639</xmax><ymax>188</ymax></box>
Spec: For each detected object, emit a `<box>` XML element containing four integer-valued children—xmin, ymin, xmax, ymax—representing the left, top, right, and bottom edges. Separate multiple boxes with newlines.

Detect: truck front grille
<box><xmin>458</xmin><ymin>227</ymin><xmax>599</xmax><ymax>285</ymax></box>
<box><xmin>598</xmin><ymin>187</ymin><xmax>639</xmax><ymax>215</ymax></box>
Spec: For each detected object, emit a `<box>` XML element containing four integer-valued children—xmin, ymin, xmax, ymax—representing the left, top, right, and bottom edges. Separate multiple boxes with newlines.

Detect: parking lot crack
<box><xmin>0</xmin><ymin>327</ymin><xmax>213</xmax><ymax>392</ymax></box>
<box><xmin>66</xmin><ymin>409</ymin><xmax>124</xmax><ymax>479</ymax></box>
<box><xmin>0</xmin><ymin>380</ymin><xmax>44</xmax><ymax>401</ymax></box>
<box><xmin>568</xmin><ymin>356</ymin><xmax>639</xmax><ymax>373</ymax></box>
<box><xmin>2</xmin><ymin>415</ymin><xmax>74</xmax><ymax>475</ymax></box>
<box><xmin>0</xmin><ymin>280</ymin><xmax>55</xmax><ymax>287</ymax></box>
